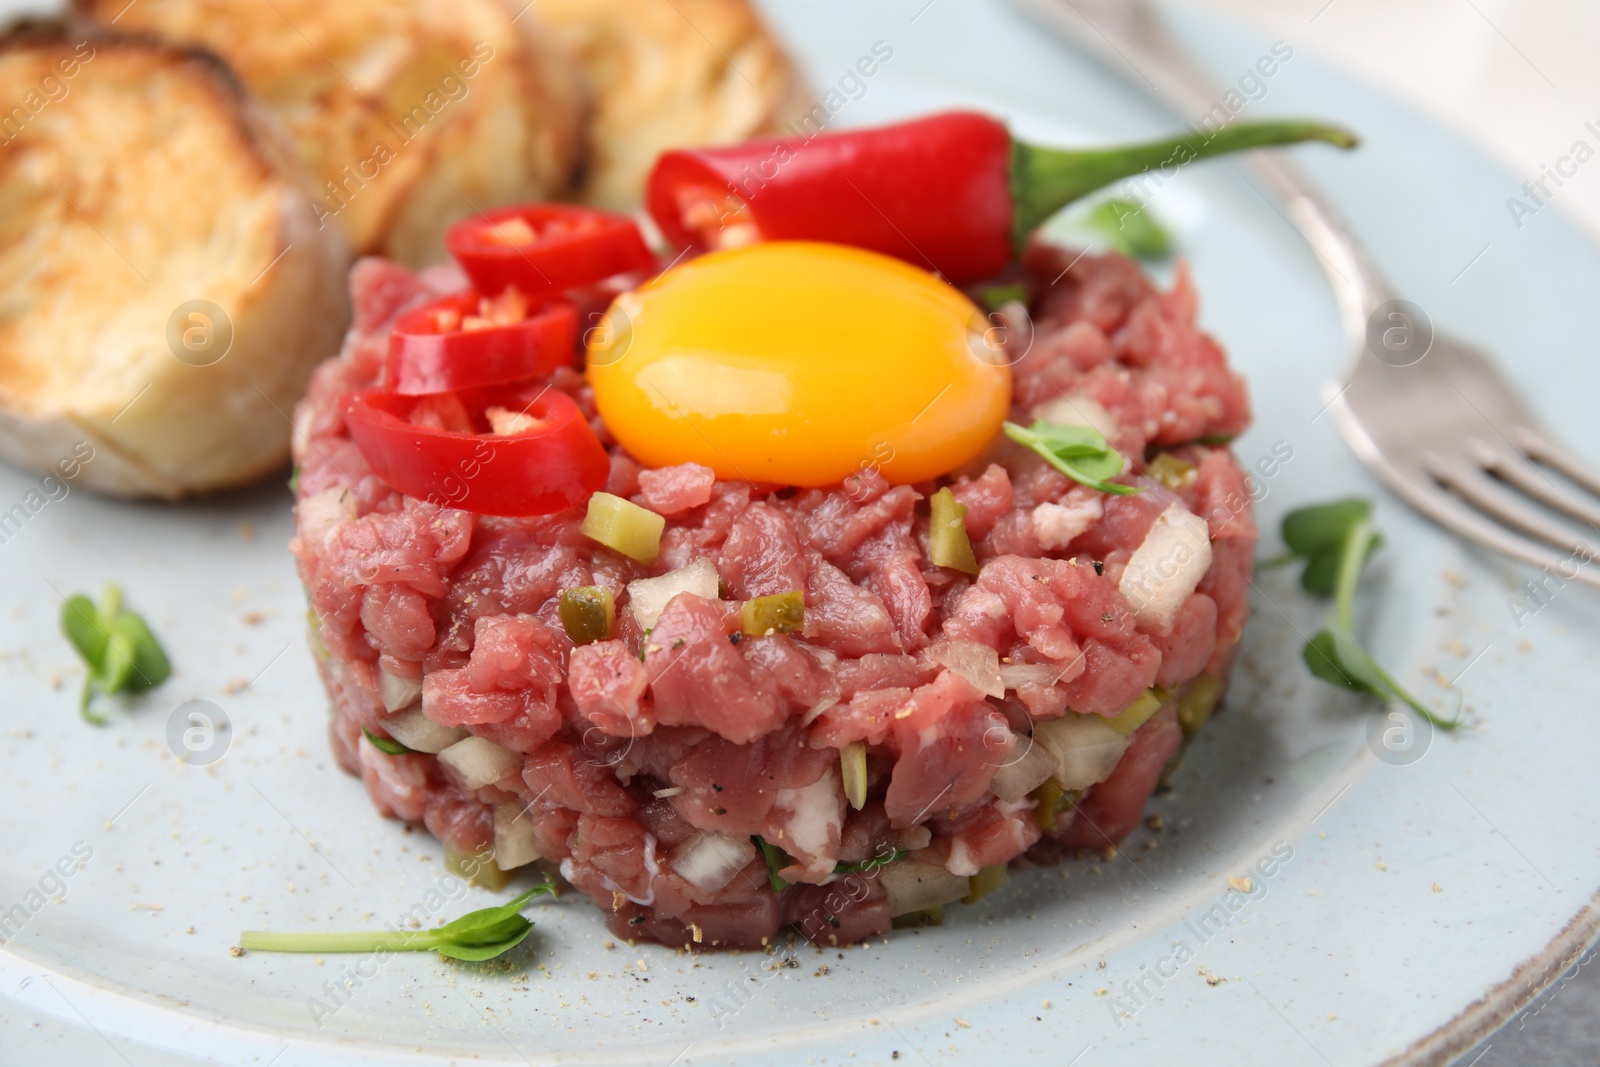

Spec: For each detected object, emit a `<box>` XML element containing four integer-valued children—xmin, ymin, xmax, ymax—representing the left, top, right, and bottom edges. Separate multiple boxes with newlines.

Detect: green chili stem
<box><xmin>1009</xmin><ymin>120</ymin><xmax>1358</xmax><ymax>246</ymax></box>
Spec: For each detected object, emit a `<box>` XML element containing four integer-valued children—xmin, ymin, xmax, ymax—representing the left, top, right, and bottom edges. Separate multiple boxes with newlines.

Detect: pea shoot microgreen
<box><xmin>59</xmin><ymin>584</ymin><xmax>171</xmax><ymax>725</ymax></box>
<box><xmin>362</xmin><ymin>727</ymin><xmax>414</xmax><ymax>756</ymax></box>
<box><xmin>238</xmin><ymin>877</ymin><xmax>558</xmax><ymax>962</ymax></box>
<box><xmin>1003</xmin><ymin>421</ymin><xmax>1140</xmax><ymax>496</ymax></box>
<box><xmin>1276</xmin><ymin>499</ymin><xmax>1460</xmax><ymax>731</ymax></box>
<box><xmin>833</xmin><ymin>849</ymin><xmax>908</xmax><ymax>874</ymax></box>
<box><xmin>976</xmin><ymin>282</ymin><xmax>1030</xmax><ymax>313</ymax></box>
<box><xmin>752</xmin><ymin>835</ymin><xmax>907</xmax><ymax>892</ymax></box>
<box><xmin>1085</xmin><ymin>197</ymin><xmax>1172</xmax><ymax>260</ymax></box>
<box><xmin>752</xmin><ymin>835</ymin><xmax>790</xmax><ymax>892</ymax></box>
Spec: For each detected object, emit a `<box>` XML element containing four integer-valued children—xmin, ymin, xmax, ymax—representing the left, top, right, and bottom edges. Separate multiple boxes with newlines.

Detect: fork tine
<box><xmin>1512</xmin><ymin>426</ymin><xmax>1600</xmax><ymax>499</ymax></box>
<box><xmin>1389</xmin><ymin>466</ymin><xmax>1600</xmax><ymax>588</ymax></box>
<box><xmin>1425</xmin><ymin>451</ymin><xmax>1600</xmax><ymax>563</ymax></box>
<box><xmin>1469</xmin><ymin>438</ymin><xmax>1600</xmax><ymax>531</ymax></box>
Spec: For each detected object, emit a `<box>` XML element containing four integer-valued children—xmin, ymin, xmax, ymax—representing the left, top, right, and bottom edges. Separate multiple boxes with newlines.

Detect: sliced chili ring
<box><xmin>343</xmin><ymin>385</ymin><xmax>609</xmax><ymax>517</ymax></box>
<box><xmin>445</xmin><ymin>204</ymin><xmax>657</xmax><ymax>296</ymax></box>
<box><xmin>386</xmin><ymin>289</ymin><xmax>578</xmax><ymax>396</ymax></box>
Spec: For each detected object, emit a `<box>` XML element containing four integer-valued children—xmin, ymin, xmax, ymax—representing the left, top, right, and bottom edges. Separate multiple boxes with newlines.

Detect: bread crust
<box><xmin>536</xmin><ymin>0</ymin><xmax>811</xmax><ymax>210</ymax></box>
<box><xmin>0</xmin><ymin>22</ymin><xmax>350</xmax><ymax>497</ymax></box>
<box><xmin>73</xmin><ymin>0</ymin><xmax>586</xmax><ymax>266</ymax></box>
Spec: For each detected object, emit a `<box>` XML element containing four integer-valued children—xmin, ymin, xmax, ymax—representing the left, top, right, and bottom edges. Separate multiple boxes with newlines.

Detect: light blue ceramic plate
<box><xmin>3</xmin><ymin>1</ymin><xmax>1598</xmax><ymax>1064</ymax></box>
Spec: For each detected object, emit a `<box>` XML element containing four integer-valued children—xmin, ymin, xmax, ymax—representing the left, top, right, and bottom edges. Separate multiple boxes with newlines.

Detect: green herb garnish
<box><xmin>1085</xmin><ymin>197</ymin><xmax>1171</xmax><ymax>260</ymax></box>
<box><xmin>752</xmin><ymin>835</ymin><xmax>790</xmax><ymax>892</ymax></box>
<box><xmin>1003</xmin><ymin>421</ymin><xmax>1140</xmax><ymax>496</ymax></box>
<box><xmin>238</xmin><ymin>877</ymin><xmax>557</xmax><ymax>962</ymax></box>
<box><xmin>833</xmin><ymin>849</ymin><xmax>907</xmax><ymax>874</ymax></box>
<box><xmin>362</xmin><ymin>727</ymin><xmax>413</xmax><ymax>756</ymax></box>
<box><xmin>60</xmin><ymin>583</ymin><xmax>171</xmax><ymax>725</ymax></box>
<box><xmin>752</xmin><ymin>836</ymin><xmax>907</xmax><ymax>889</ymax></box>
<box><xmin>976</xmin><ymin>283</ymin><xmax>1029</xmax><ymax>313</ymax></box>
<box><xmin>1277</xmin><ymin>499</ymin><xmax>1459</xmax><ymax>730</ymax></box>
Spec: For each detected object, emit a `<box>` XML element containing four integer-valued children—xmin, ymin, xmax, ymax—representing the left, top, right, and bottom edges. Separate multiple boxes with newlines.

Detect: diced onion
<box><xmin>627</xmin><ymin>557</ymin><xmax>720</xmax><ymax>630</ymax></box>
<box><xmin>437</xmin><ymin>735</ymin><xmax>521</xmax><ymax>790</ymax></box>
<box><xmin>492</xmin><ymin>800</ymin><xmax>541</xmax><ymax>870</ymax></box>
<box><xmin>1032</xmin><ymin>713</ymin><xmax>1130</xmax><ymax>791</ymax></box>
<box><xmin>878</xmin><ymin>861</ymin><xmax>971</xmax><ymax>917</ymax></box>
<box><xmin>840</xmin><ymin>741</ymin><xmax>868</xmax><ymax>810</ymax></box>
<box><xmin>1030</xmin><ymin>394</ymin><xmax>1120</xmax><ymax>440</ymax></box>
<box><xmin>378</xmin><ymin>667</ymin><xmax>422</xmax><ymax>713</ymax></box>
<box><xmin>1118</xmin><ymin>502</ymin><xmax>1213</xmax><ymax>633</ymax></box>
<box><xmin>671</xmin><ymin>831</ymin><xmax>755</xmax><ymax>893</ymax></box>
<box><xmin>990</xmin><ymin>733</ymin><xmax>1058</xmax><ymax>802</ymax></box>
<box><xmin>930</xmin><ymin>639</ymin><xmax>1003</xmax><ymax>699</ymax></box>
<box><xmin>381</xmin><ymin>706</ymin><xmax>468</xmax><ymax>754</ymax></box>
<box><xmin>998</xmin><ymin>663</ymin><xmax>1067</xmax><ymax>691</ymax></box>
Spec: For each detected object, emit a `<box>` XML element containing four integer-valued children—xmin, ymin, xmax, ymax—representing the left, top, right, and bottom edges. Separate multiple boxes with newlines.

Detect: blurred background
<box><xmin>1186</xmin><ymin>0</ymin><xmax>1600</xmax><ymax>239</ymax></box>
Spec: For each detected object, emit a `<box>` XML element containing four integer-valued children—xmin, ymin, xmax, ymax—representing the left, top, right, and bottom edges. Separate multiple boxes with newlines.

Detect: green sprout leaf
<box><xmin>60</xmin><ymin>584</ymin><xmax>172</xmax><ymax>725</ymax></box>
<box><xmin>1085</xmin><ymin>197</ymin><xmax>1171</xmax><ymax>260</ymax></box>
<box><xmin>1003</xmin><ymin>420</ymin><xmax>1140</xmax><ymax>496</ymax></box>
<box><xmin>751</xmin><ymin>835</ymin><xmax>790</xmax><ymax>892</ymax></box>
<box><xmin>237</xmin><ymin>877</ymin><xmax>558</xmax><ymax>961</ymax></box>
<box><xmin>753</xmin><ymin>835</ymin><xmax>906</xmax><ymax>884</ymax></box>
<box><xmin>976</xmin><ymin>283</ymin><xmax>1030</xmax><ymax>313</ymax></box>
<box><xmin>833</xmin><ymin>849</ymin><xmax>907</xmax><ymax>874</ymax></box>
<box><xmin>362</xmin><ymin>727</ymin><xmax>414</xmax><ymax>756</ymax></box>
<box><xmin>1278</xmin><ymin>501</ymin><xmax>1459</xmax><ymax>730</ymax></box>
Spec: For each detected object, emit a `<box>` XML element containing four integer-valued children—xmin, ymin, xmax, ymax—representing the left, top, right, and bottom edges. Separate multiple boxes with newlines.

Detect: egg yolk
<box><xmin>586</xmin><ymin>241</ymin><xmax>1012</xmax><ymax>488</ymax></box>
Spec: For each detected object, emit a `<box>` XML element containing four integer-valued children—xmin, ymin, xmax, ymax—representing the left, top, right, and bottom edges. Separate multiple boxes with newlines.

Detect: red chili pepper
<box><xmin>446</xmin><ymin>204</ymin><xmax>656</xmax><ymax>296</ymax></box>
<box><xmin>343</xmin><ymin>385</ymin><xmax>609</xmax><ymax>517</ymax></box>
<box><xmin>647</xmin><ymin>111</ymin><xmax>1356</xmax><ymax>285</ymax></box>
<box><xmin>386</xmin><ymin>289</ymin><xmax>578</xmax><ymax>396</ymax></box>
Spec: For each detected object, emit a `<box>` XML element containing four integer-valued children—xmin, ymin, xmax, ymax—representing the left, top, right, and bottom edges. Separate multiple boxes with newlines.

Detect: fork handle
<box><xmin>1007</xmin><ymin>0</ymin><xmax>1394</xmax><ymax>340</ymax></box>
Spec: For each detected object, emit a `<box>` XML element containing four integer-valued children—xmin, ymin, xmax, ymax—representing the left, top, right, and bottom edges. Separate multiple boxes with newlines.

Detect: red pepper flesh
<box><xmin>446</xmin><ymin>204</ymin><xmax>657</xmax><ymax>297</ymax></box>
<box><xmin>648</xmin><ymin>111</ymin><xmax>1358</xmax><ymax>285</ymax></box>
<box><xmin>343</xmin><ymin>385</ymin><xmax>609</xmax><ymax>517</ymax></box>
<box><xmin>649</xmin><ymin>111</ymin><xmax>1015</xmax><ymax>284</ymax></box>
<box><xmin>386</xmin><ymin>290</ymin><xmax>579</xmax><ymax>396</ymax></box>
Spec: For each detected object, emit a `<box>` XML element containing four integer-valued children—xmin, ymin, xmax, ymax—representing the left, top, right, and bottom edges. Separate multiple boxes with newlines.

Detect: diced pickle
<box><xmin>928</xmin><ymin>487</ymin><xmax>979</xmax><ymax>574</ymax></box>
<box><xmin>891</xmin><ymin>905</ymin><xmax>945</xmax><ymax>929</ymax></box>
<box><xmin>559</xmin><ymin>586</ymin><xmax>615</xmax><ymax>645</ymax></box>
<box><xmin>444</xmin><ymin>846</ymin><xmax>514</xmax><ymax>891</ymax></box>
<box><xmin>1176</xmin><ymin>674</ymin><xmax>1224</xmax><ymax>735</ymax></box>
<box><xmin>1106</xmin><ymin>687</ymin><xmax>1166</xmax><ymax>736</ymax></box>
<box><xmin>963</xmin><ymin>864</ymin><xmax>1008</xmax><ymax>905</ymax></box>
<box><xmin>1147</xmin><ymin>452</ymin><xmax>1197</xmax><ymax>491</ymax></box>
<box><xmin>741</xmin><ymin>590</ymin><xmax>804</xmax><ymax>636</ymax></box>
<box><xmin>306</xmin><ymin>607</ymin><xmax>328</xmax><ymax>662</ymax></box>
<box><xmin>1030</xmin><ymin>780</ymin><xmax>1081</xmax><ymax>832</ymax></box>
<box><xmin>840</xmin><ymin>741</ymin><xmax>868</xmax><ymax>810</ymax></box>
<box><xmin>581</xmin><ymin>492</ymin><xmax>665</xmax><ymax>563</ymax></box>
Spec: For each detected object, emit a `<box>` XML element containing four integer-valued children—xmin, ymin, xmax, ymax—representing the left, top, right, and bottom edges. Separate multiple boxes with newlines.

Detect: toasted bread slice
<box><xmin>75</xmin><ymin>0</ymin><xmax>585</xmax><ymax>265</ymax></box>
<box><xmin>537</xmin><ymin>0</ymin><xmax>811</xmax><ymax>210</ymax></box>
<box><xmin>0</xmin><ymin>22</ymin><xmax>350</xmax><ymax>498</ymax></box>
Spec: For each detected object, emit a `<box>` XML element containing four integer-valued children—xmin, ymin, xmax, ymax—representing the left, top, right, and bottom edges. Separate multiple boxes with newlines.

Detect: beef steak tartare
<box><xmin>290</xmin><ymin>241</ymin><xmax>1256</xmax><ymax>949</ymax></box>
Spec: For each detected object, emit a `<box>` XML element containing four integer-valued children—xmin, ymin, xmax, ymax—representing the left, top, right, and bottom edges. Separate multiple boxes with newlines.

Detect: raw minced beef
<box><xmin>290</xmin><ymin>241</ymin><xmax>1256</xmax><ymax>949</ymax></box>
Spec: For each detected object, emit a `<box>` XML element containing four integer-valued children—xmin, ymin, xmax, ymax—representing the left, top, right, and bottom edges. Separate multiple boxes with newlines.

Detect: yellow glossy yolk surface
<box><xmin>586</xmin><ymin>242</ymin><xmax>1012</xmax><ymax>488</ymax></box>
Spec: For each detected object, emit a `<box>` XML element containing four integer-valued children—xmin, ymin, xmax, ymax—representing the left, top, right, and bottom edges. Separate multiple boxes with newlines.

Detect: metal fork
<box><xmin>1009</xmin><ymin>0</ymin><xmax>1600</xmax><ymax>588</ymax></box>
